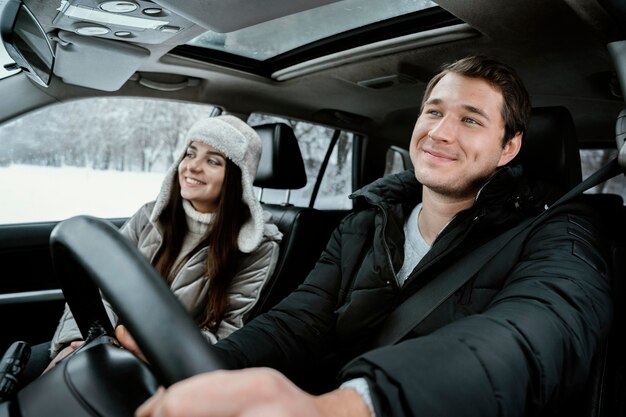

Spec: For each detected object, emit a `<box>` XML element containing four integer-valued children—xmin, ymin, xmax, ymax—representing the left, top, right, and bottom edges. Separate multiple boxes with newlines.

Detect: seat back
<box><xmin>246</xmin><ymin>123</ymin><xmax>346</xmax><ymax>320</ymax></box>
<box><xmin>253</xmin><ymin>123</ymin><xmax>307</xmax><ymax>193</ymax></box>
<box><xmin>515</xmin><ymin>107</ymin><xmax>626</xmax><ymax>417</ymax></box>
<box><xmin>510</xmin><ymin>106</ymin><xmax>582</xmax><ymax>191</ymax></box>
<box><xmin>580</xmin><ymin>193</ymin><xmax>626</xmax><ymax>417</ymax></box>
<box><xmin>508</xmin><ymin>106</ymin><xmax>626</xmax><ymax>417</ymax></box>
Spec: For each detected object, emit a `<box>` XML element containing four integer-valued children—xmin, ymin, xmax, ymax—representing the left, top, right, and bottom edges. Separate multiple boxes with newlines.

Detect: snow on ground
<box><xmin>0</xmin><ymin>164</ymin><xmax>164</xmax><ymax>224</ymax></box>
<box><xmin>0</xmin><ymin>164</ymin><xmax>353</xmax><ymax>225</ymax></box>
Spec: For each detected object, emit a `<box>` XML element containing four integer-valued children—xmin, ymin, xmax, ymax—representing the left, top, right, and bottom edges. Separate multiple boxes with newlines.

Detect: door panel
<box><xmin>0</xmin><ymin>218</ymin><xmax>126</xmax><ymax>353</ymax></box>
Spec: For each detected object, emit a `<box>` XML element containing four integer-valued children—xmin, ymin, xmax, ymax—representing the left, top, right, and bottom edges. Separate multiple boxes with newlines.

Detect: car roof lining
<box><xmin>150</xmin><ymin>0</ymin><xmax>345</xmax><ymax>33</ymax></box>
<box><xmin>6</xmin><ymin>0</ymin><xmax>626</xmax><ymax>148</ymax></box>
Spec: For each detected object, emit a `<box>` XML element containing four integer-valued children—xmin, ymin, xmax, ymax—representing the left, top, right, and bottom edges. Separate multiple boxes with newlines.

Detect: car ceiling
<box><xmin>11</xmin><ymin>0</ymin><xmax>626</xmax><ymax>149</ymax></box>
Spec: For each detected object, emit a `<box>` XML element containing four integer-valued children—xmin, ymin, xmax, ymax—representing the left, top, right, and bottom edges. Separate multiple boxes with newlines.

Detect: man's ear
<box><xmin>497</xmin><ymin>132</ymin><xmax>522</xmax><ymax>167</ymax></box>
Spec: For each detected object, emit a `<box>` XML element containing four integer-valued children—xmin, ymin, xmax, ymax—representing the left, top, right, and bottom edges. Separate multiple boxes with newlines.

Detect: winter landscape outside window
<box><xmin>248</xmin><ymin>113</ymin><xmax>354</xmax><ymax>210</ymax></box>
<box><xmin>0</xmin><ymin>98</ymin><xmax>354</xmax><ymax>224</ymax></box>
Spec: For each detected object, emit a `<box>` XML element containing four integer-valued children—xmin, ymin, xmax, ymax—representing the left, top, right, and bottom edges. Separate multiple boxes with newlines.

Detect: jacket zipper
<box><xmin>378</xmin><ymin>203</ymin><xmax>398</xmax><ymax>287</ymax></box>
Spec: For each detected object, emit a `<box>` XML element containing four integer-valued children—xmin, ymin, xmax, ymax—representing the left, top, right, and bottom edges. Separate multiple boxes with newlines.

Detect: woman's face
<box><xmin>178</xmin><ymin>141</ymin><xmax>227</xmax><ymax>213</ymax></box>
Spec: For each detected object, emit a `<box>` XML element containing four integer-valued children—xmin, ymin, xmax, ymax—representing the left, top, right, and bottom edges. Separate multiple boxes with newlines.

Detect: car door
<box><xmin>0</xmin><ymin>96</ymin><xmax>215</xmax><ymax>353</ymax></box>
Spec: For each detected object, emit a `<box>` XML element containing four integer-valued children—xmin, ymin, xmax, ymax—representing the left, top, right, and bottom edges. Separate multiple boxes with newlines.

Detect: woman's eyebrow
<box><xmin>205</xmin><ymin>150</ymin><xmax>226</xmax><ymax>158</ymax></box>
<box><xmin>188</xmin><ymin>144</ymin><xmax>225</xmax><ymax>158</ymax></box>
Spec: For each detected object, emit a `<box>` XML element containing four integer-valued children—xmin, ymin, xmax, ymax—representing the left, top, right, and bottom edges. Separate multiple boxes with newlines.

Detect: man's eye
<box><xmin>427</xmin><ymin>109</ymin><xmax>441</xmax><ymax>116</ymax></box>
<box><xmin>185</xmin><ymin>151</ymin><xmax>194</xmax><ymax>158</ymax></box>
<box><xmin>463</xmin><ymin>117</ymin><xmax>478</xmax><ymax>125</ymax></box>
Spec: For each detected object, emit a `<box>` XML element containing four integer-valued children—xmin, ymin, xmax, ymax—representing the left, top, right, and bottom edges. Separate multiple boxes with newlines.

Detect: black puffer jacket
<box><xmin>212</xmin><ymin>166</ymin><xmax>612</xmax><ymax>417</ymax></box>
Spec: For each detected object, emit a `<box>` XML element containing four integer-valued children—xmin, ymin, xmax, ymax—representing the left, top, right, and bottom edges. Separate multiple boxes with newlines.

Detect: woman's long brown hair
<box><xmin>154</xmin><ymin>159</ymin><xmax>250</xmax><ymax>333</ymax></box>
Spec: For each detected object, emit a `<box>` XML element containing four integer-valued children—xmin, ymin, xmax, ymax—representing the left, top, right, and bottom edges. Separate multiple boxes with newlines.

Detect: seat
<box><xmin>246</xmin><ymin>122</ymin><xmax>347</xmax><ymax>321</ymax></box>
<box><xmin>578</xmin><ymin>196</ymin><xmax>626</xmax><ymax>417</ymax></box>
<box><xmin>253</xmin><ymin>122</ymin><xmax>308</xmax><ymax>196</ymax></box>
<box><xmin>510</xmin><ymin>105</ymin><xmax>582</xmax><ymax>191</ymax></box>
<box><xmin>577</xmin><ymin>170</ymin><xmax>626</xmax><ymax>416</ymax></box>
<box><xmin>516</xmin><ymin>107</ymin><xmax>625</xmax><ymax>417</ymax></box>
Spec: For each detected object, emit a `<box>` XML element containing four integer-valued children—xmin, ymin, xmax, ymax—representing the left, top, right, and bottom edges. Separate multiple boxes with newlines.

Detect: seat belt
<box><xmin>369</xmin><ymin>158</ymin><xmax>623</xmax><ymax>349</ymax></box>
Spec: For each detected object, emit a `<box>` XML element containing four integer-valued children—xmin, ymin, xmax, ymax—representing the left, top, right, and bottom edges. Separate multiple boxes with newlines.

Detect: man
<box><xmin>127</xmin><ymin>56</ymin><xmax>612</xmax><ymax>417</ymax></box>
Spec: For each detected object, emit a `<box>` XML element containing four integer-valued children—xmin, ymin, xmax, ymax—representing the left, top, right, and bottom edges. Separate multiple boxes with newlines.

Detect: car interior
<box><xmin>249</xmin><ymin>122</ymin><xmax>348</xmax><ymax>318</ymax></box>
<box><xmin>1</xmin><ymin>0</ymin><xmax>626</xmax><ymax>416</ymax></box>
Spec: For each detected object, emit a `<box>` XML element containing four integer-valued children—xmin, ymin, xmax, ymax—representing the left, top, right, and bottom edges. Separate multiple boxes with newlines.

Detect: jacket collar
<box><xmin>350</xmin><ymin>165</ymin><xmax>548</xmax><ymax>215</ymax></box>
<box><xmin>350</xmin><ymin>170</ymin><xmax>421</xmax><ymax>208</ymax></box>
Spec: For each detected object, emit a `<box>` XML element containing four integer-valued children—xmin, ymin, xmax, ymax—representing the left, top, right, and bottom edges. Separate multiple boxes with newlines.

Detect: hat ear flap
<box><xmin>237</xmin><ymin>167</ymin><xmax>264</xmax><ymax>253</ymax></box>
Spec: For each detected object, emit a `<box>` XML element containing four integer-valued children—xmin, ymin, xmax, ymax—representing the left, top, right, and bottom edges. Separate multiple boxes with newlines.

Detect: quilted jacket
<box><xmin>211</xmin><ymin>166</ymin><xmax>612</xmax><ymax>417</ymax></box>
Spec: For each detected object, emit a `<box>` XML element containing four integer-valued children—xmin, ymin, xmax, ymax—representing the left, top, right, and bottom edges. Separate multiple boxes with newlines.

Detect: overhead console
<box><xmin>2</xmin><ymin>0</ymin><xmax>203</xmax><ymax>91</ymax></box>
<box><xmin>50</xmin><ymin>0</ymin><xmax>194</xmax><ymax>44</ymax></box>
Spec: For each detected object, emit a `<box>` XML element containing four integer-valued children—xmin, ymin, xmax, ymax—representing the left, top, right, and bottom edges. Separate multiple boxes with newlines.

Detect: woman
<box><xmin>46</xmin><ymin>114</ymin><xmax>282</xmax><ymax>368</ymax></box>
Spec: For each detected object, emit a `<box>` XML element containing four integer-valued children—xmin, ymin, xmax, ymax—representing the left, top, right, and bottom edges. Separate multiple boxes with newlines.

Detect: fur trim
<box><xmin>150</xmin><ymin>115</ymin><xmax>265</xmax><ymax>253</ymax></box>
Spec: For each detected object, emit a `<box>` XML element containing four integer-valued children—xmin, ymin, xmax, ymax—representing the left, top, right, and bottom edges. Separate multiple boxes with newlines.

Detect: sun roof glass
<box><xmin>186</xmin><ymin>0</ymin><xmax>437</xmax><ymax>61</ymax></box>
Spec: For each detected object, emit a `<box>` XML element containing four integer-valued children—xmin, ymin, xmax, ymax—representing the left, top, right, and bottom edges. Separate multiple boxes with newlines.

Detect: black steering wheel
<box><xmin>11</xmin><ymin>215</ymin><xmax>222</xmax><ymax>417</ymax></box>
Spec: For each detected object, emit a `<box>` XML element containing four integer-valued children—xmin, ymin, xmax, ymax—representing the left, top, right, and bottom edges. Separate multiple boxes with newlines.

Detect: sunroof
<box><xmin>185</xmin><ymin>0</ymin><xmax>438</xmax><ymax>61</ymax></box>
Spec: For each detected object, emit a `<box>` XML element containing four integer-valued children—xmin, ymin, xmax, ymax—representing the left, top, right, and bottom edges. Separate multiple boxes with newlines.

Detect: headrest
<box><xmin>253</xmin><ymin>123</ymin><xmax>307</xmax><ymax>189</ymax></box>
<box><xmin>510</xmin><ymin>106</ymin><xmax>582</xmax><ymax>191</ymax></box>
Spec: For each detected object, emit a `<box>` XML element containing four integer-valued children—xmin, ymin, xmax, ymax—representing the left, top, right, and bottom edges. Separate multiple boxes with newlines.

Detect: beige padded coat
<box><xmin>49</xmin><ymin>201</ymin><xmax>282</xmax><ymax>358</ymax></box>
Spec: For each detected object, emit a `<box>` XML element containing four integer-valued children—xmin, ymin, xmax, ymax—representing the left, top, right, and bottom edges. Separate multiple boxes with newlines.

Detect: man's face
<box><xmin>410</xmin><ymin>72</ymin><xmax>521</xmax><ymax>199</ymax></box>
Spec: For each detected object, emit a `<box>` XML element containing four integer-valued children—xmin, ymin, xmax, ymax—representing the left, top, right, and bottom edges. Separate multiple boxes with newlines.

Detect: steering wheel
<box><xmin>11</xmin><ymin>215</ymin><xmax>222</xmax><ymax>417</ymax></box>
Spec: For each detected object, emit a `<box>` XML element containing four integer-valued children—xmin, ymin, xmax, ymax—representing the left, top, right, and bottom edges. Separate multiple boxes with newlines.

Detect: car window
<box><xmin>0</xmin><ymin>97</ymin><xmax>215</xmax><ymax>224</ymax></box>
<box><xmin>384</xmin><ymin>145</ymin><xmax>413</xmax><ymax>176</ymax></box>
<box><xmin>248</xmin><ymin>113</ymin><xmax>354</xmax><ymax>210</ymax></box>
<box><xmin>581</xmin><ymin>149</ymin><xmax>626</xmax><ymax>199</ymax></box>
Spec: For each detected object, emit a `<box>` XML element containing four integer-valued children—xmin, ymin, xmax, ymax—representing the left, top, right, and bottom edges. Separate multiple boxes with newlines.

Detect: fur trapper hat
<box><xmin>150</xmin><ymin>115</ymin><xmax>264</xmax><ymax>253</ymax></box>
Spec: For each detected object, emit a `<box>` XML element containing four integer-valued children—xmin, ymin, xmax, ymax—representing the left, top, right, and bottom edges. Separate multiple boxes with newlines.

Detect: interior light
<box><xmin>142</xmin><ymin>8</ymin><xmax>163</xmax><ymax>16</ymax></box>
<box><xmin>75</xmin><ymin>25</ymin><xmax>111</xmax><ymax>36</ymax></box>
<box><xmin>159</xmin><ymin>25</ymin><xmax>180</xmax><ymax>33</ymax></box>
<box><xmin>99</xmin><ymin>1</ymin><xmax>138</xmax><ymax>13</ymax></box>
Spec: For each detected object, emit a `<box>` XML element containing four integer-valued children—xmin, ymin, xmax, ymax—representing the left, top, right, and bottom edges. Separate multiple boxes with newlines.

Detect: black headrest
<box><xmin>253</xmin><ymin>123</ymin><xmax>307</xmax><ymax>190</ymax></box>
<box><xmin>510</xmin><ymin>106</ymin><xmax>582</xmax><ymax>191</ymax></box>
